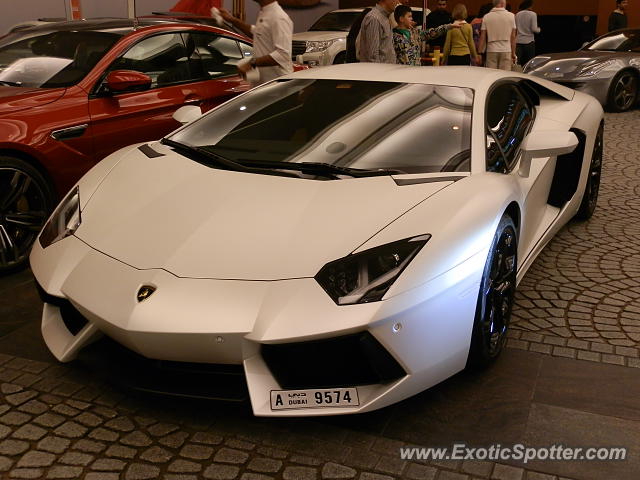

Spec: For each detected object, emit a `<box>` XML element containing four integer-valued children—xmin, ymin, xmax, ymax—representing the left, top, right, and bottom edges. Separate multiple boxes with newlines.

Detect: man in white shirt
<box><xmin>221</xmin><ymin>0</ymin><xmax>293</xmax><ymax>84</ymax></box>
<box><xmin>478</xmin><ymin>0</ymin><xmax>516</xmax><ymax>70</ymax></box>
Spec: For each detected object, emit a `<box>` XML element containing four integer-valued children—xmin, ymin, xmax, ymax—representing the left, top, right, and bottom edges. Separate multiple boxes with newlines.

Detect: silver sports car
<box><xmin>524</xmin><ymin>28</ymin><xmax>640</xmax><ymax>112</ymax></box>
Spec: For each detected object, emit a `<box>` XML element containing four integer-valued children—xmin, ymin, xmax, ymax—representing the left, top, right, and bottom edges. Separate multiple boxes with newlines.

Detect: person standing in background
<box><xmin>393</xmin><ymin>4</ymin><xmax>458</xmax><ymax>65</ymax></box>
<box><xmin>478</xmin><ymin>0</ymin><xmax>516</xmax><ymax>70</ymax></box>
<box><xmin>220</xmin><ymin>0</ymin><xmax>293</xmax><ymax>84</ymax></box>
<box><xmin>358</xmin><ymin>0</ymin><xmax>398</xmax><ymax>63</ymax></box>
<box><xmin>608</xmin><ymin>0</ymin><xmax>628</xmax><ymax>31</ymax></box>
<box><xmin>442</xmin><ymin>4</ymin><xmax>480</xmax><ymax>65</ymax></box>
<box><xmin>515</xmin><ymin>0</ymin><xmax>540</xmax><ymax>66</ymax></box>
<box><xmin>426</xmin><ymin>0</ymin><xmax>453</xmax><ymax>50</ymax></box>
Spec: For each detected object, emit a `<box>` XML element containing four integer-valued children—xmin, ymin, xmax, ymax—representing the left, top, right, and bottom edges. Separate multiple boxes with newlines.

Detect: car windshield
<box><xmin>309</xmin><ymin>12</ymin><xmax>361</xmax><ymax>32</ymax></box>
<box><xmin>168</xmin><ymin>79</ymin><xmax>473</xmax><ymax>175</ymax></box>
<box><xmin>584</xmin><ymin>30</ymin><xmax>640</xmax><ymax>52</ymax></box>
<box><xmin>0</xmin><ymin>30</ymin><xmax>120</xmax><ymax>88</ymax></box>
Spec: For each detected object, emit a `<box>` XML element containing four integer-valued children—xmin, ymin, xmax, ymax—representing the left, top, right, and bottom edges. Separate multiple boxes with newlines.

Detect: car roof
<box><xmin>329</xmin><ymin>7</ymin><xmax>424</xmax><ymax>13</ymax></box>
<box><xmin>9</xmin><ymin>17</ymin><xmax>237</xmax><ymax>37</ymax></box>
<box><xmin>281</xmin><ymin>64</ymin><xmax>515</xmax><ymax>89</ymax></box>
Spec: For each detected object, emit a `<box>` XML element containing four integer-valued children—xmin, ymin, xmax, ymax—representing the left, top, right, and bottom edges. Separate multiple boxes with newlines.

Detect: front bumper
<box><xmin>31</xmin><ymin>235</ymin><xmax>481</xmax><ymax>416</ymax></box>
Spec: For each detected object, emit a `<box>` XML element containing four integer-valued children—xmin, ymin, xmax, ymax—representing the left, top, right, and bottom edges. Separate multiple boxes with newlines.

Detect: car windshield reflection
<box><xmin>168</xmin><ymin>79</ymin><xmax>474</xmax><ymax>175</ymax></box>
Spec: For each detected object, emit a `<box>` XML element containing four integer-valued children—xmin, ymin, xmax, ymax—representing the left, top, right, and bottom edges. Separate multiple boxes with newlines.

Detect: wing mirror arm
<box><xmin>518</xmin><ymin>131</ymin><xmax>579</xmax><ymax>178</ymax></box>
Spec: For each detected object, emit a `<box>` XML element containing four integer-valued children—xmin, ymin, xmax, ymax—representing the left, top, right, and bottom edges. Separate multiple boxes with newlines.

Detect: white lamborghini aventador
<box><xmin>30</xmin><ymin>65</ymin><xmax>604</xmax><ymax>416</ymax></box>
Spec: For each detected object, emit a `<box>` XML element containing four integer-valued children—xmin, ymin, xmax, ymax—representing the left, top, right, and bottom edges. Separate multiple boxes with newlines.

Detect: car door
<box><xmin>87</xmin><ymin>30</ymin><xmax>251</xmax><ymax>162</ymax></box>
<box><xmin>485</xmin><ymin>82</ymin><xmax>558</xmax><ymax>257</ymax></box>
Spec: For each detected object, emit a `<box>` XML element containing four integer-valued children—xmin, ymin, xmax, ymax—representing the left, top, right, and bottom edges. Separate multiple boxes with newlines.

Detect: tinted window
<box><xmin>486</xmin><ymin>84</ymin><xmax>534</xmax><ymax>173</ymax></box>
<box><xmin>106</xmin><ymin>33</ymin><xmax>201</xmax><ymax>88</ymax></box>
<box><xmin>190</xmin><ymin>33</ymin><xmax>244</xmax><ymax>79</ymax></box>
<box><xmin>169</xmin><ymin>79</ymin><xmax>473</xmax><ymax>174</ymax></box>
<box><xmin>0</xmin><ymin>31</ymin><xmax>119</xmax><ymax>88</ymax></box>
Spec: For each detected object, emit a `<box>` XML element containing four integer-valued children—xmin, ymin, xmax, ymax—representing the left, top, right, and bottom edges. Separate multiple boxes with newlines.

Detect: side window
<box><xmin>106</xmin><ymin>33</ymin><xmax>197</xmax><ymax>89</ymax></box>
<box><xmin>485</xmin><ymin>84</ymin><xmax>534</xmax><ymax>173</ymax></box>
<box><xmin>190</xmin><ymin>33</ymin><xmax>245</xmax><ymax>79</ymax></box>
<box><xmin>239</xmin><ymin>41</ymin><xmax>254</xmax><ymax>60</ymax></box>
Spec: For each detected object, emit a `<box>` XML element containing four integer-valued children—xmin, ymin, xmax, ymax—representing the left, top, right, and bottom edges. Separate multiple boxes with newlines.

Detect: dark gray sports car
<box><xmin>524</xmin><ymin>28</ymin><xmax>640</xmax><ymax>112</ymax></box>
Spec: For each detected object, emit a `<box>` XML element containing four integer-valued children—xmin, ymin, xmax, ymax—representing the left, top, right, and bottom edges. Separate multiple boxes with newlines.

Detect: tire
<box><xmin>606</xmin><ymin>70</ymin><xmax>638</xmax><ymax>113</ymax></box>
<box><xmin>0</xmin><ymin>157</ymin><xmax>55</xmax><ymax>274</ymax></box>
<box><xmin>467</xmin><ymin>214</ymin><xmax>517</xmax><ymax>369</ymax></box>
<box><xmin>575</xmin><ymin>122</ymin><xmax>604</xmax><ymax>220</ymax></box>
<box><xmin>332</xmin><ymin>51</ymin><xmax>346</xmax><ymax>65</ymax></box>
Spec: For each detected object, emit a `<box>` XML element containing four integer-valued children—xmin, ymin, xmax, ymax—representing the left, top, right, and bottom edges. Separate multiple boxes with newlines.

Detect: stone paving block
<box><xmin>492</xmin><ymin>464</ymin><xmax>524</xmax><ymax>480</ymax></box>
<box><xmin>16</xmin><ymin>451</ymin><xmax>56</xmax><ymax>468</ymax></box>
<box><xmin>8</xmin><ymin>467</ymin><xmax>44</xmax><ymax>479</ymax></box>
<box><xmin>0</xmin><ymin>456</ymin><xmax>14</xmax><ymax>471</ymax></box>
<box><xmin>72</xmin><ymin>439</ymin><xmax>107</xmax><ymax>453</ymax></box>
<box><xmin>321</xmin><ymin>462</ymin><xmax>357</xmax><ymax>479</ymax></box>
<box><xmin>124</xmin><ymin>462</ymin><xmax>161</xmax><ymax>480</ymax></box>
<box><xmin>11</xmin><ymin>424</ymin><xmax>47</xmax><ymax>441</ymax></box>
<box><xmin>0</xmin><ymin>440</ymin><xmax>29</xmax><ymax>456</ymax></box>
<box><xmin>405</xmin><ymin>462</ymin><xmax>438</xmax><ymax>480</ymax></box>
<box><xmin>168</xmin><ymin>459</ymin><xmax>203</xmax><ymax>473</ymax></box>
<box><xmin>91</xmin><ymin>458</ymin><xmax>127</xmax><ymax>471</ymax></box>
<box><xmin>46</xmin><ymin>466</ymin><xmax>84</xmax><ymax>479</ymax></box>
<box><xmin>59</xmin><ymin>451</ymin><xmax>94</xmax><ymax>466</ymax></box>
<box><xmin>180</xmin><ymin>443</ymin><xmax>214</xmax><ymax>460</ymax></box>
<box><xmin>283</xmin><ymin>466</ymin><xmax>318</xmax><ymax>480</ymax></box>
<box><xmin>203</xmin><ymin>463</ymin><xmax>241</xmax><ymax>479</ymax></box>
<box><xmin>54</xmin><ymin>421</ymin><xmax>88</xmax><ymax>438</ymax></box>
<box><xmin>248</xmin><ymin>457</ymin><xmax>283</xmax><ymax>473</ymax></box>
<box><xmin>18</xmin><ymin>400</ymin><xmax>48</xmax><ymax>415</ymax></box>
<box><xmin>141</xmin><ymin>446</ymin><xmax>173</xmax><ymax>463</ymax></box>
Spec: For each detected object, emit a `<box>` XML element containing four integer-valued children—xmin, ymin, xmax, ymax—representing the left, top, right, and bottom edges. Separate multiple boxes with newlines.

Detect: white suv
<box><xmin>292</xmin><ymin>8</ymin><xmax>425</xmax><ymax>66</ymax></box>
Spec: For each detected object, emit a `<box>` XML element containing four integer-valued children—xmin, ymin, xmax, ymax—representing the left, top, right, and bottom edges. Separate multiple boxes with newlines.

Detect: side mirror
<box><xmin>105</xmin><ymin>70</ymin><xmax>152</xmax><ymax>93</ymax></box>
<box><xmin>519</xmin><ymin>131</ymin><xmax>578</xmax><ymax>177</ymax></box>
<box><xmin>173</xmin><ymin>105</ymin><xmax>202</xmax><ymax>125</ymax></box>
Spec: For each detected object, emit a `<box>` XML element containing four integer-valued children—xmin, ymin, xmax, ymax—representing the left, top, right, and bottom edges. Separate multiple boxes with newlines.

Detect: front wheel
<box><xmin>467</xmin><ymin>214</ymin><xmax>517</xmax><ymax>368</ymax></box>
<box><xmin>575</xmin><ymin>122</ymin><xmax>603</xmax><ymax>220</ymax></box>
<box><xmin>0</xmin><ymin>157</ymin><xmax>55</xmax><ymax>274</ymax></box>
<box><xmin>606</xmin><ymin>70</ymin><xmax>638</xmax><ymax>113</ymax></box>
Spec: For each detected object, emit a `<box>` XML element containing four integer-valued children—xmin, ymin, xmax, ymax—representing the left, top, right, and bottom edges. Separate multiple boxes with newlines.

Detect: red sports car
<box><xmin>0</xmin><ymin>18</ymin><xmax>256</xmax><ymax>272</ymax></box>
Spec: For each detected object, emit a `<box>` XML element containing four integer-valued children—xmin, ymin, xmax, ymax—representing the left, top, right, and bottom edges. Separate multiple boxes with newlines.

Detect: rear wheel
<box><xmin>575</xmin><ymin>122</ymin><xmax>603</xmax><ymax>220</ymax></box>
<box><xmin>467</xmin><ymin>214</ymin><xmax>517</xmax><ymax>368</ymax></box>
<box><xmin>606</xmin><ymin>70</ymin><xmax>638</xmax><ymax>112</ymax></box>
<box><xmin>0</xmin><ymin>157</ymin><xmax>55</xmax><ymax>274</ymax></box>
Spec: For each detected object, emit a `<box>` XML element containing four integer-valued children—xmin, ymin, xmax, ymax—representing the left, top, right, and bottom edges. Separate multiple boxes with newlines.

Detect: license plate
<box><xmin>270</xmin><ymin>387</ymin><xmax>359</xmax><ymax>410</ymax></box>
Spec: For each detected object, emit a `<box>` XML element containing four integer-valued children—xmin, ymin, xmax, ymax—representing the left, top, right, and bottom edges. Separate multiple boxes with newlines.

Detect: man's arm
<box><xmin>478</xmin><ymin>29</ymin><xmax>487</xmax><ymax>54</ymax></box>
<box><xmin>219</xmin><ymin>8</ymin><xmax>253</xmax><ymax>38</ymax></box>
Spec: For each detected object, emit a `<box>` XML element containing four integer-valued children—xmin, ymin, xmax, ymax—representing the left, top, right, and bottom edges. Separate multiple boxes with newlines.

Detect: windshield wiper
<box><xmin>161</xmin><ymin>139</ymin><xmax>299</xmax><ymax>178</ymax></box>
<box><xmin>0</xmin><ymin>80</ymin><xmax>22</xmax><ymax>87</ymax></box>
<box><xmin>298</xmin><ymin>162</ymin><xmax>407</xmax><ymax>177</ymax></box>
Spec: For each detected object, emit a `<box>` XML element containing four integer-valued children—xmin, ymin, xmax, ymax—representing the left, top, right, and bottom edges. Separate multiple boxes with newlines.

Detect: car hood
<box><xmin>0</xmin><ymin>86</ymin><xmax>65</xmax><ymax>115</ymax></box>
<box><xmin>292</xmin><ymin>31</ymin><xmax>347</xmax><ymax>42</ymax></box>
<box><xmin>76</xmin><ymin>145</ymin><xmax>454</xmax><ymax>280</ymax></box>
<box><xmin>527</xmin><ymin>50</ymin><xmax>620</xmax><ymax>75</ymax></box>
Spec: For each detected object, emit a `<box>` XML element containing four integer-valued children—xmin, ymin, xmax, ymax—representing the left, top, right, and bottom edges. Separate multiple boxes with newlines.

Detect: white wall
<box><xmin>0</xmin><ymin>0</ymin><xmax>338</xmax><ymax>37</ymax></box>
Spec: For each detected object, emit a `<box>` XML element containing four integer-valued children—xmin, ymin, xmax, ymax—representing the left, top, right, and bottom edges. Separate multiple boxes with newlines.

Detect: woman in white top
<box><xmin>515</xmin><ymin>0</ymin><xmax>540</xmax><ymax>66</ymax></box>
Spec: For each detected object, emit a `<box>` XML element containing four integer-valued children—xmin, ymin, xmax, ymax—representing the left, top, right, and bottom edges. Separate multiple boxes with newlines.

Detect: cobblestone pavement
<box><xmin>2</xmin><ymin>110</ymin><xmax>639</xmax><ymax>480</ymax></box>
<box><xmin>510</xmin><ymin>109</ymin><xmax>640</xmax><ymax>360</ymax></box>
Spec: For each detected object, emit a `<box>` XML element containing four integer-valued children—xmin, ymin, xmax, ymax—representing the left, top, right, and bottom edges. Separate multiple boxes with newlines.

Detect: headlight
<box><xmin>305</xmin><ymin>40</ymin><xmax>337</xmax><ymax>53</ymax></box>
<box><xmin>39</xmin><ymin>186</ymin><xmax>81</xmax><ymax>249</ymax></box>
<box><xmin>523</xmin><ymin>56</ymin><xmax>550</xmax><ymax>73</ymax></box>
<box><xmin>576</xmin><ymin>60</ymin><xmax>614</xmax><ymax>77</ymax></box>
<box><xmin>315</xmin><ymin>235</ymin><xmax>430</xmax><ymax>305</ymax></box>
